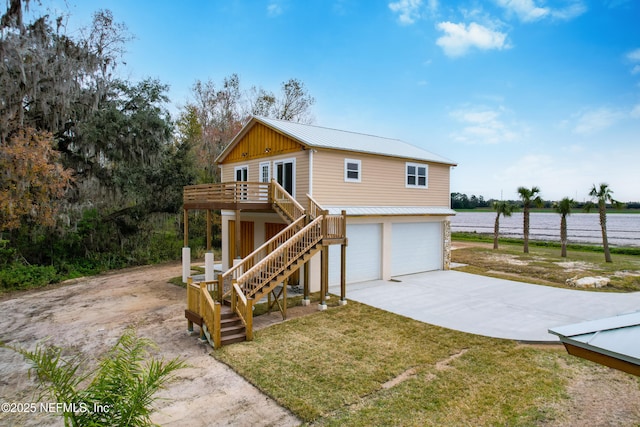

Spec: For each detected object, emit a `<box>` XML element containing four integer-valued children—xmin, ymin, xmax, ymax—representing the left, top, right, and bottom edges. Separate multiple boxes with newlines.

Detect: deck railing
<box><xmin>236</xmin><ymin>216</ymin><xmax>324</xmax><ymax>301</ymax></box>
<box><xmin>218</xmin><ymin>216</ymin><xmax>306</xmax><ymax>301</ymax></box>
<box><xmin>231</xmin><ymin>282</ymin><xmax>253</xmax><ymax>341</ymax></box>
<box><xmin>184</xmin><ymin>182</ymin><xmax>270</xmax><ymax>206</ymax></box>
<box><xmin>271</xmin><ymin>180</ymin><xmax>305</xmax><ymax>222</ymax></box>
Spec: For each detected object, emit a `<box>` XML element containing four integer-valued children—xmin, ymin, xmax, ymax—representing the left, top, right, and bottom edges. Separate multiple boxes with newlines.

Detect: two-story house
<box><xmin>183</xmin><ymin>116</ymin><xmax>456</xmax><ymax>347</ymax></box>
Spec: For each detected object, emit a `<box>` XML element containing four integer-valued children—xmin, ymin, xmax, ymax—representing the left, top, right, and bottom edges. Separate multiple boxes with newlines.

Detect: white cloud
<box><xmin>631</xmin><ymin>104</ymin><xmax>640</xmax><ymax>119</ymax></box>
<box><xmin>436</xmin><ymin>22</ymin><xmax>509</xmax><ymax>57</ymax></box>
<box><xmin>550</xmin><ymin>2</ymin><xmax>588</xmax><ymax>20</ymax></box>
<box><xmin>632</xmin><ymin>65</ymin><xmax>640</xmax><ymax>75</ymax></box>
<box><xmin>388</xmin><ymin>0</ymin><xmax>423</xmax><ymax>25</ymax></box>
<box><xmin>495</xmin><ymin>0</ymin><xmax>586</xmax><ymax>22</ymax></box>
<box><xmin>495</xmin><ymin>0</ymin><xmax>549</xmax><ymax>22</ymax></box>
<box><xmin>572</xmin><ymin>108</ymin><xmax>625</xmax><ymax>134</ymax></box>
<box><xmin>267</xmin><ymin>1</ymin><xmax>284</xmax><ymax>17</ymax></box>
<box><xmin>449</xmin><ymin>106</ymin><xmax>522</xmax><ymax>144</ymax></box>
<box><xmin>628</xmin><ymin>48</ymin><xmax>640</xmax><ymax>62</ymax></box>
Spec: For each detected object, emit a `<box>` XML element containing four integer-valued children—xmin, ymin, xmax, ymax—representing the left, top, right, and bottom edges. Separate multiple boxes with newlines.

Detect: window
<box><xmin>406</xmin><ymin>162</ymin><xmax>428</xmax><ymax>188</ymax></box>
<box><xmin>234</xmin><ymin>165</ymin><xmax>249</xmax><ymax>199</ymax></box>
<box><xmin>234</xmin><ymin>165</ymin><xmax>248</xmax><ymax>182</ymax></box>
<box><xmin>259</xmin><ymin>161</ymin><xmax>270</xmax><ymax>183</ymax></box>
<box><xmin>344</xmin><ymin>159</ymin><xmax>361</xmax><ymax>182</ymax></box>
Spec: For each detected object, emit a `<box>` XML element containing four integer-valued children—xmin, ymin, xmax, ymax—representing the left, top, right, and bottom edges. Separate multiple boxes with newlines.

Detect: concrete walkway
<box><xmin>329</xmin><ymin>270</ymin><xmax>640</xmax><ymax>343</ymax></box>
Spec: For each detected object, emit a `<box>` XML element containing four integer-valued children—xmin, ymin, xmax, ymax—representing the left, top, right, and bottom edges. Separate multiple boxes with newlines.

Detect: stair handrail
<box><xmin>218</xmin><ymin>215</ymin><xmax>306</xmax><ymax>301</ymax></box>
<box><xmin>236</xmin><ymin>215</ymin><xmax>324</xmax><ymax>300</ymax></box>
<box><xmin>306</xmin><ymin>194</ymin><xmax>324</xmax><ymax>220</ymax></box>
<box><xmin>271</xmin><ymin>179</ymin><xmax>305</xmax><ymax>222</ymax></box>
<box><xmin>199</xmin><ymin>282</ymin><xmax>221</xmax><ymax>348</ymax></box>
<box><xmin>231</xmin><ymin>281</ymin><xmax>254</xmax><ymax>341</ymax></box>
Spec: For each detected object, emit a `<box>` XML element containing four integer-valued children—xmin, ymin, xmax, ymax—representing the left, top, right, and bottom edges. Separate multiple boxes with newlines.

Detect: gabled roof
<box><xmin>549</xmin><ymin>311</ymin><xmax>640</xmax><ymax>376</ymax></box>
<box><xmin>216</xmin><ymin>116</ymin><xmax>457</xmax><ymax>166</ymax></box>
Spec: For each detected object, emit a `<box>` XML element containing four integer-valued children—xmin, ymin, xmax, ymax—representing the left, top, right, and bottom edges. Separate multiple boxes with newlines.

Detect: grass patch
<box><xmin>215</xmin><ymin>301</ymin><xmax>577</xmax><ymax>425</ymax></box>
<box><xmin>452</xmin><ymin>241</ymin><xmax>640</xmax><ymax>292</ymax></box>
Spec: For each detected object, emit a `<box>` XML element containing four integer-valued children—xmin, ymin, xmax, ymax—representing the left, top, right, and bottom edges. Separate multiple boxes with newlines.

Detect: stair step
<box><xmin>221</xmin><ymin>324</ymin><xmax>246</xmax><ymax>336</ymax></box>
<box><xmin>221</xmin><ymin>333</ymin><xmax>247</xmax><ymax>345</ymax></box>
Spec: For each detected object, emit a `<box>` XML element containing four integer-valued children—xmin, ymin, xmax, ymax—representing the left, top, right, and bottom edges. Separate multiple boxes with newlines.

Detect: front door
<box><xmin>274</xmin><ymin>159</ymin><xmax>294</xmax><ymax>196</ymax></box>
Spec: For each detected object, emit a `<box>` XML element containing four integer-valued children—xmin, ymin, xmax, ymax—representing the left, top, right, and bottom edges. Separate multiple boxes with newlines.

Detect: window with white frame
<box><xmin>259</xmin><ymin>161</ymin><xmax>270</xmax><ymax>183</ymax></box>
<box><xmin>406</xmin><ymin>162</ymin><xmax>428</xmax><ymax>188</ymax></box>
<box><xmin>344</xmin><ymin>158</ymin><xmax>361</xmax><ymax>182</ymax></box>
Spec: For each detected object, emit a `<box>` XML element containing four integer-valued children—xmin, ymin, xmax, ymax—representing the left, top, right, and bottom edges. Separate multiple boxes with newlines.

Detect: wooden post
<box><xmin>340</xmin><ymin>210</ymin><xmax>347</xmax><ymax>305</ymax></box>
<box><xmin>183</xmin><ymin>209</ymin><xmax>189</xmax><ymax>247</ymax></box>
<box><xmin>283</xmin><ymin>277</ymin><xmax>288</xmax><ymax>320</ymax></box>
<box><xmin>186</xmin><ymin>277</ymin><xmax>194</xmax><ymax>332</ymax></box>
<box><xmin>206</xmin><ymin>209</ymin><xmax>212</xmax><ymax>251</ymax></box>
<box><xmin>319</xmin><ymin>245</ymin><xmax>328</xmax><ymax>310</ymax></box>
<box><xmin>213</xmin><ymin>301</ymin><xmax>221</xmax><ymax>349</ymax></box>
<box><xmin>303</xmin><ymin>261</ymin><xmax>310</xmax><ymax>305</ymax></box>
<box><xmin>234</xmin><ymin>210</ymin><xmax>241</xmax><ymax>260</ymax></box>
<box><xmin>217</xmin><ymin>275</ymin><xmax>223</xmax><ymax>303</ymax></box>
<box><xmin>246</xmin><ymin>298</ymin><xmax>254</xmax><ymax>341</ymax></box>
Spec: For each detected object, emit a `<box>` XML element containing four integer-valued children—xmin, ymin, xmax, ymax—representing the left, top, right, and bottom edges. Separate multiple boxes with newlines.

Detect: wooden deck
<box><xmin>183</xmin><ymin>182</ymin><xmax>272</xmax><ymax>210</ymax></box>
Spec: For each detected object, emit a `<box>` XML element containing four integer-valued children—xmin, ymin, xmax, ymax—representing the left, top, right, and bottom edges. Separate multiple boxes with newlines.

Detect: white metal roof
<box><xmin>324</xmin><ymin>206</ymin><xmax>456</xmax><ymax>216</ymax></box>
<box><xmin>548</xmin><ymin>311</ymin><xmax>640</xmax><ymax>366</ymax></box>
<box><xmin>251</xmin><ymin>116</ymin><xmax>457</xmax><ymax>166</ymax></box>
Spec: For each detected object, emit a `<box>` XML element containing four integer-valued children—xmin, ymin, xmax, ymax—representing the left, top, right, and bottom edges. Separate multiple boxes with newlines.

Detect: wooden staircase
<box><xmin>185</xmin><ymin>180</ymin><xmax>346</xmax><ymax>349</ymax></box>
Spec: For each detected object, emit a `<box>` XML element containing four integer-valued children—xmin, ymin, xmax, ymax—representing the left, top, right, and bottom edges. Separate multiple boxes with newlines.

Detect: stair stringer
<box><xmin>249</xmin><ymin>242</ymin><xmax>322</xmax><ymax>303</ymax></box>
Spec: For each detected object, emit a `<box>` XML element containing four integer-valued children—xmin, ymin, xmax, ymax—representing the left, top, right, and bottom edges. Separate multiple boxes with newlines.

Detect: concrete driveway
<box><xmin>330</xmin><ymin>270</ymin><xmax>640</xmax><ymax>342</ymax></box>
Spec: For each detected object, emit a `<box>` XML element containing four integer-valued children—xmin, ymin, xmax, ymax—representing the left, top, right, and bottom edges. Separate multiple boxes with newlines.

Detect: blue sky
<box><xmin>37</xmin><ymin>0</ymin><xmax>640</xmax><ymax>202</ymax></box>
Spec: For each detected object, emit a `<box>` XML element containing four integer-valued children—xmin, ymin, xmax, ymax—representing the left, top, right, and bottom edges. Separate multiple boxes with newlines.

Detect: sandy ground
<box><xmin>0</xmin><ymin>262</ymin><xmax>301</xmax><ymax>427</ymax></box>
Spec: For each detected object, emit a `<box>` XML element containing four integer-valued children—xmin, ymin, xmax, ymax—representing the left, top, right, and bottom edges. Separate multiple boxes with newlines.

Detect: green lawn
<box><xmin>214</xmin><ymin>299</ymin><xmax>590</xmax><ymax>426</ymax></box>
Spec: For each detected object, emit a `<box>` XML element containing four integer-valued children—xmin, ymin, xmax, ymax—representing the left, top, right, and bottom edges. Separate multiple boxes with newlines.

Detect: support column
<box><xmin>182</xmin><ymin>208</ymin><xmax>190</xmax><ymax>283</ymax></box>
<box><xmin>234</xmin><ymin>210</ymin><xmax>242</xmax><ymax>260</ymax></box>
<box><xmin>318</xmin><ymin>245</ymin><xmax>328</xmax><ymax>311</ymax></box>
<box><xmin>206</xmin><ymin>209</ymin><xmax>212</xmax><ymax>251</ymax></box>
<box><xmin>302</xmin><ymin>261</ymin><xmax>310</xmax><ymax>306</ymax></box>
<box><xmin>339</xmin><ymin>242</ymin><xmax>347</xmax><ymax>305</ymax></box>
<box><xmin>205</xmin><ymin>252</ymin><xmax>215</xmax><ymax>282</ymax></box>
<box><xmin>182</xmin><ymin>247</ymin><xmax>191</xmax><ymax>283</ymax></box>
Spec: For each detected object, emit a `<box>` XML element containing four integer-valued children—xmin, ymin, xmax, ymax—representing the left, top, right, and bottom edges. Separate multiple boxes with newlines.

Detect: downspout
<box><xmin>308</xmin><ymin>148</ymin><xmax>314</xmax><ymax>197</ymax></box>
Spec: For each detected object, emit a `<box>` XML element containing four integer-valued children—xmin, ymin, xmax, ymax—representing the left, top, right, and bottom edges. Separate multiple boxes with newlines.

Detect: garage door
<box><xmin>391</xmin><ymin>222</ymin><xmax>442</xmax><ymax>276</ymax></box>
<box><xmin>329</xmin><ymin>223</ymin><xmax>381</xmax><ymax>285</ymax></box>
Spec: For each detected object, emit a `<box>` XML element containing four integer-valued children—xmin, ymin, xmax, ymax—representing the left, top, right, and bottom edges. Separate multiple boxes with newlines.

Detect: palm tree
<box><xmin>553</xmin><ymin>197</ymin><xmax>576</xmax><ymax>258</ymax></box>
<box><xmin>517</xmin><ymin>186</ymin><xmax>543</xmax><ymax>253</ymax></box>
<box><xmin>492</xmin><ymin>201</ymin><xmax>516</xmax><ymax>250</ymax></box>
<box><xmin>586</xmin><ymin>183</ymin><xmax>619</xmax><ymax>263</ymax></box>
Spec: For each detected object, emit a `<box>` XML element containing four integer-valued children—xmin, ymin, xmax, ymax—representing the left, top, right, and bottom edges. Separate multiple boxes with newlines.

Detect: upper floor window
<box><xmin>406</xmin><ymin>162</ymin><xmax>428</xmax><ymax>188</ymax></box>
<box><xmin>344</xmin><ymin>159</ymin><xmax>361</xmax><ymax>182</ymax></box>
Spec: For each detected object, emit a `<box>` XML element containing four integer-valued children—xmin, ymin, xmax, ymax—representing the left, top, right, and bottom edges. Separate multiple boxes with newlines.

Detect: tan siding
<box><xmin>221</xmin><ymin>122</ymin><xmax>302</xmax><ymax>164</ymax></box>
<box><xmin>311</xmin><ymin>150</ymin><xmax>451</xmax><ymax>207</ymax></box>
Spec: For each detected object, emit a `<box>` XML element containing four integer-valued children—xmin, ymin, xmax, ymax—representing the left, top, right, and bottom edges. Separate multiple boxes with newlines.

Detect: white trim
<box><xmin>405</xmin><ymin>162</ymin><xmax>428</xmax><ymax>188</ymax></box>
<box><xmin>234</xmin><ymin>165</ymin><xmax>249</xmax><ymax>181</ymax></box>
<box><xmin>344</xmin><ymin>158</ymin><xmax>362</xmax><ymax>183</ymax></box>
<box><xmin>273</xmin><ymin>157</ymin><xmax>296</xmax><ymax>198</ymax></box>
<box><xmin>259</xmin><ymin>161</ymin><xmax>271</xmax><ymax>183</ymax></box>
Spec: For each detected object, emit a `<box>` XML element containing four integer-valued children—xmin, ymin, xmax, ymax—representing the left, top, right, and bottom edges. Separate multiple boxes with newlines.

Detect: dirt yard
<box><xmin>0</xmin><ymin>262</ymin><xmax>300</xmax><ymax>427</ymax></box>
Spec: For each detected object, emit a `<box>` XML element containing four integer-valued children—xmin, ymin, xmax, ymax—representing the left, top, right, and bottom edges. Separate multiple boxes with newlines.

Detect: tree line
<box><xmin>491</xmin><ymin>185</ymin><xmax>621</xmax><ymax>263</ymax></box>
<box><xmin>0</xmin><ymin>2</ymin><xmax>315</xmax><ymax>290</ymax></box>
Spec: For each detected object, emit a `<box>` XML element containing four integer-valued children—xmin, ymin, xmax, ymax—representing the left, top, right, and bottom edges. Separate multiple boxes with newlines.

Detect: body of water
<box><xmin>451</xmin><ymin>212</ymin><xmax>640</xmax><ymax>248</ymax></box>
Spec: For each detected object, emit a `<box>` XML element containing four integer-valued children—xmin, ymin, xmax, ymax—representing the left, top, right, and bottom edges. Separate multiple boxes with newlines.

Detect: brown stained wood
<box><xmin>563</xmin><ymin>343</ymin><xmax>640</xmax><ymax>377</ymax></box>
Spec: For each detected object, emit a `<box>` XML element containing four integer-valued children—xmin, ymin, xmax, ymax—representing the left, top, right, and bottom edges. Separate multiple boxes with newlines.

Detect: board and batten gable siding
<box><xmin>220</xmin><ymin>122</ymin><xmax>302</xmax><ymax>164</ymax></box>
<box><xmin>311</xmin><ymin>149</ymin><xmax>451</xmax><ymax>207</ymax></box>
<box><xmin>220</xmin><ymin>151</ymin><xmax>309</xmax><ymax>206</ymax></box>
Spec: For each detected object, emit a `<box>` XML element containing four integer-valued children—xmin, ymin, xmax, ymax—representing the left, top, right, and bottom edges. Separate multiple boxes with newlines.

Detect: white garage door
<box><xmin>391</xmin><ymin>222</ymin><xmax>442</xmax><ymax>276</ymax></box>
<box><xmin>329</xmin><ymin>223</ymin><xmax>381</xmax><ymax>285</ymax></box>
